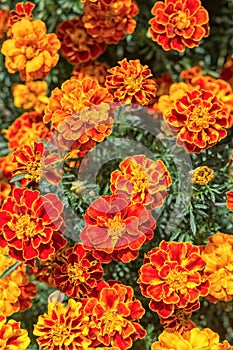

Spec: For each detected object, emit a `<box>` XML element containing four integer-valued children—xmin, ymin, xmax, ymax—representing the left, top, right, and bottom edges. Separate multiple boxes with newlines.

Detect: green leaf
<box><xmin>0</xmin><ymin>261</ymin><xmax>20</xmax><ymax>279</ymax></box>
<box><xmin>9</xmin><ymin>174</ymin><xmax>26</xmax><ymax>183</ymax></box>
<box><xmin>189</xmin><ymin>207</ymin><xmax>197</xmax><ymax>235</ymax></box>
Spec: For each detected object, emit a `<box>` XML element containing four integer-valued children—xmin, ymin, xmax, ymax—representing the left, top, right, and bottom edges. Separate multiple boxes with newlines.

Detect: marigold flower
<box><xmin>151</xmin><ymin>327</ymin><xmax>233</xmax><ymax>350</ymax></box>
<box><xmin>180</xmin><ymin>65</ymin><xmax>203</xmax><ymax>83</ymax></box>
<box><xmin>84</xmin><ymin>281</ymin><xmax>146</xmax><ymax>349</ymax></box>
<box><xmin>226</xmin><ymin>191</ymin><xmax>233</xmax><ymax>212</ymax></box>
<box><xmin>80</xmin><ymin>193</ymin><xmax>155</xmax><ymax>263</ymax></box>
<box><xmin>9</xmin><ymin>1</ymin><xmax>35</xmax><ymax>26</ymax></box>
<box><xmin>3</xmin><ymin>112</ymin><xmax>50</xmax><ymax>150</ymax></box>
<box><xmin>0</xmin><ymin>313</ymin><xmax>30</xmax><ymax>349</ymax></box>
<box><xmin>73</xmin><ymin>60</ymin><xmax>109</xmax><ymax>86</ymax></box>
<box><xmin>1</xmin><ymin>18</ymin><xmax>60</xmax><ymax>81</ymax></box>
<box><xmin>110</xmin><ymin>155</ymin><xmax>172</xmax><ymax>210</ymax></box>
<box><xmin>11</xmin><ymin>141</ymin><xmax>62</xmax><ymax>186</ymax></box>
<box><xmin>201</xmin><ymin>232</ymin><xmax>233</xmax><ymax>303</ymax></box>
<box><xmin>56</xmin><ymin>16</ymin><xmax>106</xmax><ymax>64</ymax></box>
<box><xmin>53</xmin><ymin>243</ymin><xmax>104</xmax><ymax>297</ymax></box>
<box><xmin>220</xmin><ymin>56</ymin><xmax>233</xmax><ymax>88</ymax></box>
<box><xmin>0</xmin><ymin>181</ymin><xmax>11</xmax><ymax>207</ymax></box>
<box><xmin>44</xmin><ymin>76</ymin><xmax>113</xmax><ymax>152</ymax></box>
<box><xmin>0</xmin><ymin>8</ymin><xmax>10</xmax><ymax>39</ymax></box>
<box><xmin>12</xmin><ymin>81</ymin><xmax>49</xmax><ymax>113</ymax></box>
<box><xmin>190</xmin><ymin>165</ymin><xmax>214</xmax><ymax>185</ymax></box>
<box><xmin>0</xmin><ymin>246</ymin><xmax>37</xmax><ymax>316</ymax></box>
<box><xmin>82</xmin><ymin>0</ymin><xmax>139</xmax><ymax>45</ymax></box>
<box><xmin>34</xmin><ymin>299</ymin><xmax>92</xmax><ymax>350</ymax></box>
<box><xmin>138</xmin><ymin>240</ymin><xmax>210</xmax><ymax>318</ymax></box>
<box><xmin>149</xmin><ymin>0</ymin><xmax>210</xmax><ymax>52</ymax></box>
<box><xmin>0</xmin><ymin>187</ymin><xmax>67</xmax><ymax>265</ymax></box>
<box><xmin>106</xmin><ymin>58</ymin><xmax>157</xmax><ymax>105</ymax></box>
<box><xmin>165</xmin><ymin>89</ymin><xmax>231</xmax><ymax>153</ymax></box>
<box><xmin>0</xmin><ymin>153</ymin><xmax>18</xmax><ymax>180</ymax></box>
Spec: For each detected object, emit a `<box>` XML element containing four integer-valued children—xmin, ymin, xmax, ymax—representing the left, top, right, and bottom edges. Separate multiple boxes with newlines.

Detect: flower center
<box><xmin>26</xmin><ymin>156</ymin><xmax>44</xmax><ymax>183</ymax></box>
<box><xmin>50</xmin><ymin>323</ymin><xmax>71</xmax><ymax>346</ymax></box>
<box><xmin>107</xmin><ymin>214</ymin><xmax>125</xmax><ymax>245</ymax></box>
<box><xmin>172</xmin><ymin>11</ymin><xmax>190</xmax><ymax>30</ymax></box>
<box><xmin>69</xmin><ymin>28</ymin><xmax>87</xmax><ymax>46</ymax></box>
<box><xmin>101</xmin><ymin>310</ymin><xmax>124</xmax><ymax>335</ymax></box>
<box><xmin>15</xmin><ymin>214</ymin><xmax>37</xmax><ymax>238</ymax></box>
<box><xmin>131</xmin><ymin>164</ymin><xmax>148</xmax><ymax>195</ymax></box>
<box><xmin>188</xmin><ymin>105</ymin><xmax>210</xmax><ymax>128</ymax></box>
<box><xmin>166</xmin><ymin>269</ymin><xmax>188</xmax><ymax>292</ymax></box>
<box><xmin>67</xmin><ymin>263</ymin><xmax>85</xmax><ymax>283</ymax></box>
<box><xmin>124</xmin><ymin>74</ymin><xmax>143</xmax><ymax>93</ymax></box>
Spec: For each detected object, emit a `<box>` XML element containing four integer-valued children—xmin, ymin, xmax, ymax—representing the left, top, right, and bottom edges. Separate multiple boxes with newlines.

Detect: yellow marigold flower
<box><xmin>190</xmin><ymin>166</ymin><xmax>215</xmax><ymax>185</ymax></box>
<box><xmin>12</xmin><ymin>81</ymin><xmax>49</xmax><ymax>113</ymax></box>
<box><xmin>0</xmin><ymin>312</ymin><xmax>30</xmax><ymax>349</ymax></box>
<box><xmin>151</xmin><ymin>327</ymin><xmax>233</xmax><ymax>349</ymax></box>
<box><xmin>106</xmin><ymin>58</ymin><xmax>157</xmax><ymax>105</ymax></box>
<box><xmin>33</xmin><ymin>299</ymin><xmax>91</xmax><ymax>350</ymax></box>
<box><xmin>201</xmin><ymin>232</ymin><xmax>233</xmax><ymax>303</ymax></box>
<box><xmin>1</xmin><ymin>18</ymin><xmax>60</xmax><ymax>81</ymax></box>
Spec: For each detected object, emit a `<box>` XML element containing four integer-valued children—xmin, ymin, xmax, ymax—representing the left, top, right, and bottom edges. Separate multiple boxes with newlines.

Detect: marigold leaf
<box><xmin>189</xmin><ymin>207</ymin><xmax>197</xmax><ymax>235</ymax></box>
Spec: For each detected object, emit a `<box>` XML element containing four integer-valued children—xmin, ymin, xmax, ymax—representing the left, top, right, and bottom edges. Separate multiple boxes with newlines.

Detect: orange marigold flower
<box><xmin>56</xmin><ymin>16</ymin><xmax>106</xmax><ymax>64</ymax></box>
<box><xmin>0</xmin><ymin>153</ymin><xmax>18</xmax><ymax>180</ymax></box>
<box><xmin>73</xmin><ymin>60</ymin><xmax>109</xmax><ymax>86</ymax></box>
<box><xmin>220</xmin><ymin>55</ymin><xmax>233</xmax><ymax>88</ymax></box>
<box><xmin>12</xmin><ymin>81</ymin><xmax>49</xmax><ymax>113</ymax></box>
<box><xmin>106</xmin><ymin>58</ymin><xmax>157</xmax><ymax>105</ymax></box>
<box><xmin>0</xmin><ymin>246</ymin><xmax>37</xmax><ymax>316</ymax></box>
<box><xmin>82</xmin><ymin>0</ymin><xmax>139</xmax><ymax>45</ymax></box>
<box><xmin>0</xmin><ymin>181</ymin><xmax>11</xmax><ymax>207</ymax></box>
<box><xmin>0</xmin><ymin>313</ymin><xmax>30</xmax><ymax>349</ymax></box>
<box><xmin>80</xmin><ymin>193</ymin><xmax>155</xmax><ymax>263</ymax></box>
<box><xmin>165</xmin><ymin>89</ymin><xmax>231</xmax><ymax>153</ymax></box>
<box><xmin>190</xmin><ymin>165</ymin><xmax>215</xmax><ymax>185</ymax></box>
<box><xmin>110</xmin><ymin>155</ymin><xmax>172</xmax><ymax>210</ymax></box>
<box><xmin>11</xmin><ymin>141</ymin><xmax>62</xmax><ymax>186</ymax></box>
<box><xmin>0</xmin><ymin>8</ymin><xmax>10</xmax><ymax>39</ymax></box>
<box><xmin>1</xmin><ymin>18</ymin><xmax>60</xmax><ymax>81</ymax></box>
<box><xmin>9</xmin><ymin>1</ymin><xmax>35</xmax><ymax>26</ymax></box>
<box><xmin>138</xmin><ymin>240</ymin><xmax>210</xmax><ymax>318</ymax></box>
<box><xmin>53</xmin><ymin>243</ymin><xmax>104</xmax><ymax>297</ymax></box>
<box><xmin>44</xmin><ymin>76</ymin><xmax>113</xmax><ymax>152</ymax></box>
<box><xmin>3</xmin><ymin>112</ymin><xmax>50</xmax><ymax>150</ymax></box>
<box><xmin>149</xmin><ymin>0</ymin><xmax>210</xmax><ymax>52</ymax></box>
<box><xmin>0</xmin><ymin>187</ymin><xmax>67</xmax><ymax>265</ymax></box>
<box><xmin>201</xmin><ymin>232</ymin><xmax>233</xmax><ymax>303</ymax></box>
<box><xmin>151</xmin><ymin>327</ymin><xmax>233</xmax><ymax>350</ymax></box>
<box><xmin>84</xmin><ymin>281</ymin><xmax>146</xmax><ymax>349</ymax></box>
<box><xmin>180</xmin><ymin>65</ymin><xmax>203</xmax><ymax>83</ymax></box>
<box><xmin>226</xmin><ymin>190</ymin><xmax>233</xmax><ymax>212</ymax></box>
<box><xmin>34</xmin><ymin>299</ymin><xmax>92</xmax><ymax>350</ymax></box>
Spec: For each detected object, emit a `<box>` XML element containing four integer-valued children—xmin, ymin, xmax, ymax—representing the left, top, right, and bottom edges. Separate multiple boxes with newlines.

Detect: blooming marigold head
<box><xmin>226</xmin><ymin>190</ymin><xmax>233</xmax><ymax>212</ymax></box>
<box><xmin>12</xmin><ymin>81</ymin><xmax>49</xmax><ymax>113</ymax></box>
<box><xmin>149</xmin><ymin>0</ymin><xmax>210</xmax><ymax>52</ymax></box>
<box><xmin>110</xmin><ymin>155</ymin><xmax>172</xmax><ymax>210</ymax></box>
<box><xmin>84</xmin><ymin>281</ymin><xmax>146</xmax><ymax>349</ymax></box>
<box><xmin>138</xmin><ymin>240</ymin><xmax>210</xmax><ymax>318</ymax></box>
<box><xmin>1</xmin><ymin>18</ymin><xmax>60</xmax><ymax>81</ymax></box>
<box><xmin>53</xmin><ymin>243</ymin><xmax>104</xmax><ymax>297</ymax></box>
<box><xmin>80</xmin><ymin>193</ymin><xmax>155</xmax><ymax>263</ymax></box>
<box><xmin>201</xmin><ymin>232</ymin><xmax>233</xmax><ymax>303</ymax></box>
<box><xmin>56</xmin><ymin>16</ymin><xmax>106</xmax><ymax>64</ymax></box>
<box><xmin>165</xmin><ymin>89</ymin><xmax>231</xmax><ymax>153</ymax></box>
<box><xmin>3</xmin><ymin>112</ymin><xmax>50</xmax><ymax>151</ymax></box>
<box><xmin>190</xmin><ymin>165</ymin><xmax>214</xmax><ymax>185</ymax></box>
<box><xmin>9</xmin><ymin>1</ymin><xmax>35</xmax><ymax>26</ymax></box>
<box><xmin>0</xmin><ymin>187</ymin><xmax>67</xmax><ymax>265</ymax></box>
<box><xmin>151</xmin><ymin>327</ymin><xmax>233</xmax><ymax>349</ymax></box>
<box><xmin>106</xmin><ymin>58</ymin><xmax>157</xmax><ymax>105</ymax></box>
<box><xmin>0</xmin><ymin>312</ymin><xmax>30</xmax><ymax>349</ymax></box>
<box><xmin>82</xmin><ymin>0</ymin><xmax>139</xmax><ymax>45</ymax></box>
<box><xmin>34</xmin><ymin>299</ymin><xmax>92</xmax><ymax>350</ymax></box>
<box><xmin>73</xmin><ymin>60</ymin><xmax>110</xmax><ymax>86</ymax></box>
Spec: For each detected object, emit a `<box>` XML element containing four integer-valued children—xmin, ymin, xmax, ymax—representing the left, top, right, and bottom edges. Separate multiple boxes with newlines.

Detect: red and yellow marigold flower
<box><xmin>190</xmin><ymin>165</ymin><xmax>215</xmax><ymax>185</ymax></box>
<box><xmin>138</xmin><ymin>240</ymin><xmax>210</xmax><ymax>318</ymax></box>
<box><xmin>73</xmin><ymin>60</ymin><xmax>109</xmax><ymax>86</ymax></box>
<box><xmin>0</xmin><ymin>313</ymin><xmax>30</xmax><ymax>349</ymax></box>
<box><xmin>3</xmin><ymin>112</ymin><xmax>50</xmax><ymax>151</ymax></box>
<box><xmin>80</xmin><ymin>193</ymin><xmax>155</xmax><ymax>263</ymax></box>
<box><xmin>106</xmin><ymin>58</ymin><xmax>157</xmax><ymax>105</ymax></box>
<box><xmin>110</xmin><ymin>155</ymin><xmax>172</xmax><ymax>210</ymax></box>
<box><xmin>44</xmin><ymin>76</ymin><xmax>113</xmax><ymax>152</ymax></box>
<box><xmin>82</xmin><ymin>0</ymin><xmax>139</xmax><ymax>45</ymax></box>
<box><xmin>0</xmin><ymin>8</ymin><xmax>10</xmax><ymax>39</ymax></box>
<box><xmin>165</xmin><ymin>89</ymin><xmax>231</xmax><ymax>153</ymax></box>
<box><xmin>220</xmin><ymin>55</ymin><xmax>233</xmax><ymax>88</ymax></box>
<box><xmin>9</xmin><ymin>1</ymin><xmax>35</xmax><ymax>26</ymax></box>
<box><xmin>12</xmin><ymin>81</ymin><xmax>49</xmax><ymax>113</ymax></box>
<box><xmin>0</xmin><ymin>246</ymin><xmax>37</xmax><ymax>316</ymax></box>
<box><xmin>56</xmin><ymin>16</ymin><xmax>106</xmax><ymax>64</ymax></box>
<box><xmin>201</xmin><ymin>232</ymin><xmax>233</xmax><ymax>303</ymax></box>
<box><xmin>226</xmin><ymin>190</ymin><xmax>233</xmax><ymax>212</ymax></box>
<box><xmin>84</xmin><ymin>281</ymin><xmax>146</xmax><ymax>349</ymax></box>
<box><xmin>151</xmin><ymin>327</ymin><xmax>233</xmax><ymax>349</ymax></box>
<box><xmin>0</xmin><ymin>153</ymin><xmax>18</xmax><ymax>180</ymax></box>
<box><xmin>0</xmin><ymin>187</ymin><xmax>67</xmax><ymax>265</ymax></box>
<box><xmin>1</xmin><ymin>18</ymin><xmax>60</xmax><ymax>81</ymax></box>
<box><xmin>53</xmin><ymin>243</ymin><xmax>104</xmax><ymax>297</ymax></box>
<box><xmin>149</xmin><ymin>0</ymin><xmax>210</xmax><ymax>52</ymax></box>
<box><xmin>11</xmin><ymin>141</ymin><xmax>62</xmax><ymax>186</ymax></box>
<box><xmin>34</xmin><ymin>298</ymin><xmax>91</xmax><ymax>350</ymax></box>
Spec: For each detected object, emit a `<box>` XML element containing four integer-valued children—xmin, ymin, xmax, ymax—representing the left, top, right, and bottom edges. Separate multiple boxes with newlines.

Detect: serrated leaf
<box><xmin>0</xmin><ymin>261</ymin><xmax>20</xmax><ymax>279</ymax></box>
